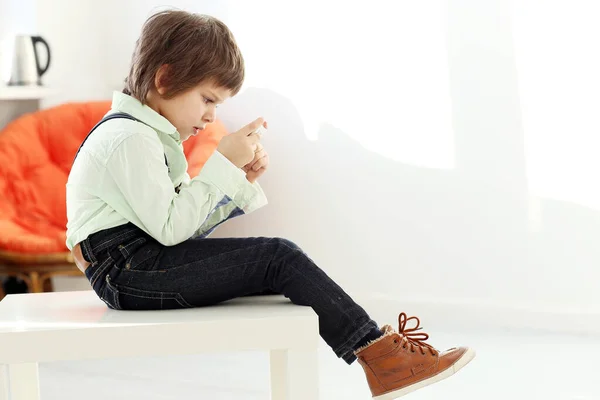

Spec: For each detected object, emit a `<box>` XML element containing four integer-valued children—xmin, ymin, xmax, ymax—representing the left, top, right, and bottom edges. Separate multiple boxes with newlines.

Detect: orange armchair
<box><xmin>0</xmin><ymin>101</ymin><xmax>228</xmax><ymax>298</ymax></box>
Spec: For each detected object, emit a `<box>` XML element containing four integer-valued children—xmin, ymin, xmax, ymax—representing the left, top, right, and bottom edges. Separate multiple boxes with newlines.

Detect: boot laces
<box><xmin>396</xmin><ymin>312</ymin><xmax>437</xmax><ymax>356</ymax></box>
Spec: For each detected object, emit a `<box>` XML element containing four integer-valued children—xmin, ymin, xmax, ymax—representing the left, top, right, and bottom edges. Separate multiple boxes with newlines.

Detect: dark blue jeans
<box><xmin>81</xmin><ymin>223</ymin><xmax>378</xmax><ymax>364</ymax></box>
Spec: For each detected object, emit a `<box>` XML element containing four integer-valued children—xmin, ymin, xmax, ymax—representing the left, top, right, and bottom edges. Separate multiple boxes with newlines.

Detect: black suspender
<box><xmin>72</xmin><ymin>112</ymin><xmax>169</xmax><ymax>169</ymax></box>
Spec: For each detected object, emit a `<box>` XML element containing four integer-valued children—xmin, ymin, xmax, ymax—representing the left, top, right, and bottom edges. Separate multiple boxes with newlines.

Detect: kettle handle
<box><xmin>31</xmin><ymin>36</ymin><xmax>51</xmax><ymax>78</ymax></box>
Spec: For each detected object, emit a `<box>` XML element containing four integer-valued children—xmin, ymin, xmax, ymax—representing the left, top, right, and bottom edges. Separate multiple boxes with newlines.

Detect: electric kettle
<box><xmin>7</xmin><ymin>35</ymin><xmax>51</xmax><ymax>86</ymax></box>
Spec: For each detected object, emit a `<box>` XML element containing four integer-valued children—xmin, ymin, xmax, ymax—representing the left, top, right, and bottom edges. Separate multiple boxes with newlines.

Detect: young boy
<box><xmin>66</xmin><ymin>10</ymin><xmax>475</xmax><ymax>399</ymax></box>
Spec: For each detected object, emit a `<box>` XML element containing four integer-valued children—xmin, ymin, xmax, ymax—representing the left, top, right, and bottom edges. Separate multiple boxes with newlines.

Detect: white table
<box><xmin>0</xmin><ymin>291</ymin><xmax>319</xmax><ymax>400</ymax></box>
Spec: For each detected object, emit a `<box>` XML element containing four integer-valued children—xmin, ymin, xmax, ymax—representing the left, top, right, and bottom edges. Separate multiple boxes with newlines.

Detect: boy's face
<box><xmin>151</xmin><ymin>77</ymin><xmax>232</xmax><ymax>141</ymax></box>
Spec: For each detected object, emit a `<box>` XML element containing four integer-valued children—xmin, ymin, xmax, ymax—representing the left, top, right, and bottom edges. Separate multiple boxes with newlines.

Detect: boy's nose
<box><xmin>203</xmin><ymin>110</ymin><xmax>215</xmax><ymax>123</ymax></box>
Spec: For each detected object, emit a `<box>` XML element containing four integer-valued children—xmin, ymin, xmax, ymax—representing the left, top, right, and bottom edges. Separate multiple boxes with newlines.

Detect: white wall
<box><xmin>0</xmin><ymin>0</ymin><xmax>36</xmax><ymax>83</ymax></box>
<box><xmin>0</xmin><ymin>0</ymin><xmax>36</xmax><ymax>38</ymax></box>
<box><xmin>16</xmin><ymin>0</ymin><xmax>600</xmax><ymax>332</ymax></box>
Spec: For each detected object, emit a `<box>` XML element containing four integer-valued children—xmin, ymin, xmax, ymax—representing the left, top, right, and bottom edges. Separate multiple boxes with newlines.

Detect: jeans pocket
<box><xmin>103</xmin><ymin>275</ymin><xmax>192</xmax><ymax>310</ymax></box>
<box><xmin>121</xmin><ymin>240</ymin><xmax>164</xmax><ymax>272</ymax></box>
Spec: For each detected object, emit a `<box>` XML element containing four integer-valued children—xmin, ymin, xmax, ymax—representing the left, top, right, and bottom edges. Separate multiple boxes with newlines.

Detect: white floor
<box><xmin>38</xmin><ymin>328</ymin><xmax>600</xmax><ymax>400</ymax></box>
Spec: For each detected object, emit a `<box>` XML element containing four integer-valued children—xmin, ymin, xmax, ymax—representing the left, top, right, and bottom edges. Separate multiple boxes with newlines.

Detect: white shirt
<box><xmin>65</xmin><ymin>91</ymin><xmax>267</xmax><ymax>249</ymax></box>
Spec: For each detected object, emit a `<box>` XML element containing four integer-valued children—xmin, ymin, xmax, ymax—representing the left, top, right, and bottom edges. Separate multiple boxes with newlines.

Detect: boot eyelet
<box><xmin>411</xmin><ymin>349</ymin><xmax>415</xmax><ymax>353</ymax></box>
<box><xmin>394</xmin><ymin>339</ymin><xmax>399</xmax><ymax>344</ymax></box>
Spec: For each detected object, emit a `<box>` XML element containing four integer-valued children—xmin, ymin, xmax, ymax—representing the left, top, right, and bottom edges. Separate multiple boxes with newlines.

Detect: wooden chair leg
<box><xmin>28</xmin><ymin>272</ymin><xmax>44</xmax><ymax>293</ymax></box>
<box><xmin>43</xmin><ymin>277</ymin><xmax>54</xmax><ymax>292</ymax></box>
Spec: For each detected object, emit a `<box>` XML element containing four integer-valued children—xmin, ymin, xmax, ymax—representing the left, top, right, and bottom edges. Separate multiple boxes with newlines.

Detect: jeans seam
<box><xmin>89</xmin><ymin>257</ymin><xmax>113</xmax><ymax>287</ymax></box>
<box><xmin>105</xmin><ymin>276</ymin><xmax>121</xmax><ymax>310</ymax></box>
<box><xmin>81</xmin><ymin>239</ymin><xmax>96</xmax><ymax>263</ymax></box>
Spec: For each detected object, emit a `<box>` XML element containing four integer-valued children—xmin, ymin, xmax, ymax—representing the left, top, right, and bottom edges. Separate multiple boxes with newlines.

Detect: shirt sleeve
<box><xmin>105</xmin><ymin>133</ymin><xmax>267</xmax><ymax>246</ymax></box>
<box><xmin>182</xmin><ymin>151</ymin><xmax>268</xmax><ymax>237</ymax></box>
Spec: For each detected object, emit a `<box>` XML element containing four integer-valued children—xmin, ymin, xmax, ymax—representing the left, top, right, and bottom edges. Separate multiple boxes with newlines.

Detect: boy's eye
<box><xmin>203</xmin><ymin>97</ymin><xmax>220</xmax><ymax>108</ymax></box>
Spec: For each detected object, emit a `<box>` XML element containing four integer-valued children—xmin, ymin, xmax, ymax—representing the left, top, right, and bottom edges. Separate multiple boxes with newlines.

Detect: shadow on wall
<box><xmin>214</xmin><ymin>86</ymin><xmax>600</xmax><ymax>316</ymax></box>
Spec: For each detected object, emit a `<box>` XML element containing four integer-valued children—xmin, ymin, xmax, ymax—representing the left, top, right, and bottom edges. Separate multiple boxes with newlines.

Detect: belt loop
<box><xmin>81</xmin><ymin>239</ymin><xmax>97</xmax><ymax>263</ymax></box>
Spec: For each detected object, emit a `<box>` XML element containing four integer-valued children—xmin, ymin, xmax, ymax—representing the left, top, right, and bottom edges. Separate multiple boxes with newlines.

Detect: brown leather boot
<box><xmin>355</xmin><ymin>313</ymin><xmax>475</xmax><ymax>399</ymax></box>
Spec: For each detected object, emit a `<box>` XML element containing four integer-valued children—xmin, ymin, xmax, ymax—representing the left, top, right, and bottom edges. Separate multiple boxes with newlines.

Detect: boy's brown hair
<box><xmin>123</xmin><ymin>10</ymin><xmax>244</xmax><ymax>102</ymax></box>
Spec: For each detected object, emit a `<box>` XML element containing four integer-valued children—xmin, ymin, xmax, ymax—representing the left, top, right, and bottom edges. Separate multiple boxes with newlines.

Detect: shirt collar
<box><xmin>111</xmin><ymin>91</ymin><xmax>181</xmax><ymax>142</ymax></box>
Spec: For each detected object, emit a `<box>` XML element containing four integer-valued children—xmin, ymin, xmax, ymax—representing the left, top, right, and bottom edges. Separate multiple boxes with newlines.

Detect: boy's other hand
<box><xmin>217</xmin><ymin>118</ymin><xmax>266</xmax><ymax>168</ymax></box>
<box><xmin>243</xmin><ymin>142</ymin><xmax>269</xmax><ymax>184</ymax></box>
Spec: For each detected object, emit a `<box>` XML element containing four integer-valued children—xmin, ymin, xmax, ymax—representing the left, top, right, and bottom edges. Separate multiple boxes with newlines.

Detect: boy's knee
<box><xmin>280</xmin><ymin>237</ymin><xmax>303</xmax><ymax>252</ymax></box>
<box><xmin>269</xmin><ymin>237</ymin><xmax>303</xmax><ymax>253</ymax></box>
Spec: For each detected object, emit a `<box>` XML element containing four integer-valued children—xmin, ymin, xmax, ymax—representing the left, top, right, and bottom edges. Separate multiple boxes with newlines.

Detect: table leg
<box><xmin>7</xmin><ymin>363</ymin><xmax>40</xmax><ymax>400</ymax></box>
<box><xmin>270</xmin><ymin>349</ymin><xmax>319</xmax><ymax>400</ymax></box>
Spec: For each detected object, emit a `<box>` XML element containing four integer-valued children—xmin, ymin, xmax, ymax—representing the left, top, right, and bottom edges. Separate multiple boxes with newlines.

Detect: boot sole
<box><xmin>372</xmin><ymin>347</ymin><xmax>476</xmax><ymax>399</ymax></box>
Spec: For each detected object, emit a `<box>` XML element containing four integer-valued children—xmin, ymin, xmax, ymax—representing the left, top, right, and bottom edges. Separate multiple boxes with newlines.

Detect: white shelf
<box><xmin>0</xmin><ymin>86</ymin><xmax>54</xmax><ymax>100</ymax></box>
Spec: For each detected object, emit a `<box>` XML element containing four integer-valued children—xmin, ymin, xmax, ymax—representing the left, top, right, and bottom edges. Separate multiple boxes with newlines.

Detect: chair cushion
<box><xmin>0</xmin><ymin>101</ymin><xmax>228</xmax><ymax>255</ymax></box>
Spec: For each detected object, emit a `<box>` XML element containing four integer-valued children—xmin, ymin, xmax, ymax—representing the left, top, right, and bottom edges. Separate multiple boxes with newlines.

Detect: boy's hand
<box><xmin>217</xmin><ymin>118</ymin><xmax>265</xmax><ymax>168</ymax></box>
<box><xmin>243</xmin><ymin>142</ymin><xmax>269</xmax><ymax>184</ymax></box>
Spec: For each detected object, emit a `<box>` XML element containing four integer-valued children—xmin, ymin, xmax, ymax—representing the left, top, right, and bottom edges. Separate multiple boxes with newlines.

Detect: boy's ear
<box><xmin>154</xmin><ymin>64</ymin><xmax>170</xmax><ymax>96</ymax></box>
